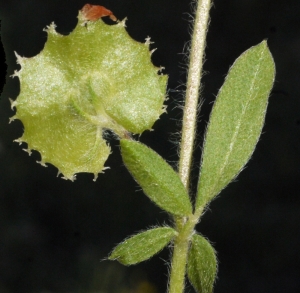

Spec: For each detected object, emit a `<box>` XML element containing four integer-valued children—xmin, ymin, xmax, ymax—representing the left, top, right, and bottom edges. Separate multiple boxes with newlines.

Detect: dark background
<box><xmin>1</xmin><ymin>0</ymin><xmax>300</xmax><ymax>292</ymax></box>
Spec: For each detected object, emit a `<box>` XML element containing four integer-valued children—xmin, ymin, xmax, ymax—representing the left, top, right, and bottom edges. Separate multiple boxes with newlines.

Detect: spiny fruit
<box><xmin>10</xmin><ymin>6</ymin><xmax>167</xmax><ymax>181</ymax></box>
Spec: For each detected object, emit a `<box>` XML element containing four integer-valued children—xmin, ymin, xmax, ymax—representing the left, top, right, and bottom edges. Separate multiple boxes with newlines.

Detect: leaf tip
<box><xmin>23</xmin><ymin>148</ymin><xmax>32</xmax><ymax>156</ymax></box>
<box><xmin>43</xmin><ymin>22</ymin><xmax>57</xmax><ymax>34</ymax></box>
<box><xmin>9</xmin><ymin>98</ymin><xmax>17</xmax><ymax>110</ymax></box>
<box><xmin>9</xmin><ymin>115</ymin><xmax>17</xmax><ymax>124</ymax></box>
<box><xmin>14</xmin><ymin>51</ymin><xmax>25</xmax><ymax>66</ymax></box>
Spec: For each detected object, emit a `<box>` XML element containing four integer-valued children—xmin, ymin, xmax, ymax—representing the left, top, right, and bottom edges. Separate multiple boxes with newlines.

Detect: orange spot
<box><xmin>81</xmin><ymin>4</ymin><xmax>117</xmax><ymax>21</ymax></box>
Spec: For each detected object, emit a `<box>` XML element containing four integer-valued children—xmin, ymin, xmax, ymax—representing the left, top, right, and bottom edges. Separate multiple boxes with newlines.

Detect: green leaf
<box><xmin>120</xmin><ymin>139</ymin><xmax>193</xmax><ymax>216</ymax></box>
<box><xmin>109</xmin><ymin>227</ymin><xmax>177</xmax><ymax>265</ymax></box>
<box><xmin>11</xmin><ymin>12</ymin><xmax>167</xmax><ymax>181</ymax></box>
<box><xmin>187</xmin><ymin>234</ymin><xmax>217</xmax><ymax>293</ymax></box>
<box><xmin>196</xmin><ymin>41</ymin><xmax>275</xmax><ymax>208</ymax></box>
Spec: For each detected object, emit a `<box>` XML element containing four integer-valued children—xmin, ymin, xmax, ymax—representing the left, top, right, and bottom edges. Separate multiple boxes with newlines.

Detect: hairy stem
<box><xmin>168</xmin><ymin>213</ymin><xmax>202</xmax><ymax>293</ymax></box>
<box><xmin>169</xmin><ymin>0</ymin><xmax>212</xmax><ymax>293</ymax></box>
<box><xmin>168</xmin><ymin>223</ymin><xmax>193</xmax><ymax>293</ymax></box>
<box><xmin>178</xmin><ymin>0</ymin><xmax>212</xmax><ymax>189</ymax></box>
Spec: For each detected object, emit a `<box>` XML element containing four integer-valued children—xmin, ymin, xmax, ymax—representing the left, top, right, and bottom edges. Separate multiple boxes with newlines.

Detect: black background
<box><xmin>1</xmin><ymin>0</ymin><xmax>300</xmax><ymax>293</ymax></box>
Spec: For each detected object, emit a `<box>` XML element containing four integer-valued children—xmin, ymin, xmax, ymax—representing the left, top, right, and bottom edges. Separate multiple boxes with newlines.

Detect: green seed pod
<box><xmin>10</xmin><ymin>11</ymin><xmax>167</xmax><ymax>181</ymax></box>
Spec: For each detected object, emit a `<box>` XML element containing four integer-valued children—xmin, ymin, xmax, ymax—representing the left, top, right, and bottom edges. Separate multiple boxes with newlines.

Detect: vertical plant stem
<box><xmin>169</xmin><ymin>1</ymin><xmax>212</xmax><ymax>293</ymax></box>
<box><xmin>178</xmin><ymin>0</ymin><xmax>212</xmax><ymax>189</ymax></box>
<box><xmin>168</xmin><ymin>229</ymin><xmax>191</xmax><ymax>293</ymax></box>
<box><xmin>168</xmin><ymin>216</ymin><xmax>198</xmax><ymax>293</ymax></box>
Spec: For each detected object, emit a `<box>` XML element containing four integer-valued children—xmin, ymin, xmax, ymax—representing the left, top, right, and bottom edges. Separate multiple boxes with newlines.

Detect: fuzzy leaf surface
<box><xmin>121</xmin><ymin>139</ymin><xmax>192</xmax><ymax>216</ymax></box>
<box><xmin>197</xmin><ymin>41</ymin><xmax>275</xmax><ymax>208</ymax></box>
<box><xmin>109</xmin><ymin>227</ymin><xmax>176</xmax><ymax>265</ymax></box>
<box><xmin>12</xmin><ymin>12</ymin><xmax>167</xmax><ymax>180</ymax></box>
<box><xmin>187</xmin><ymin>234</ymin><xmax>217</xmax><ymax>293</ymax></box>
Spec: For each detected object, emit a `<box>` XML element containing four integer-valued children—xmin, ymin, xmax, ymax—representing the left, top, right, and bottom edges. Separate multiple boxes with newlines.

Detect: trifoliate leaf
<box><xmin>120</xmin><ymin>139</ymin><xmax>193</xmax><ymax>216</ymax></box>
<box><xmin>196</xmin><ymin>41</ymin><xmax>275</xmax><ymax>208</ymax></box>
<box><xmin>11</xmin><ymin>11</ymin><xmax>167</xmax><ymax>181</ymax></box>
<box><xmin>187</xmin><ymin>234</ymin><xmax>217</xmax><ymax>293</ymax></box>
<box><xmin>109</xmin><ymin>227</ymin><xmax>177</xmax><ymax>265</ymax></box>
